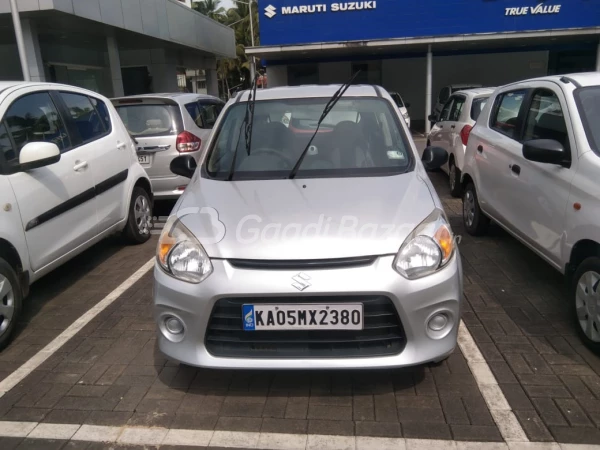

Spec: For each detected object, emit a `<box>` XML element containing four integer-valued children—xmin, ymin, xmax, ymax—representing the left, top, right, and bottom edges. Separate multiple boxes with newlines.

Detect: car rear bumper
<box><xmin>153</xmin><ymin>253</ymin><xmax>463</xmax><ymax>369</ymax></box>
<box><xmin>150</xmin><ymin>175</ymin><xmax>189</xmax><ymax>199</ymax></box>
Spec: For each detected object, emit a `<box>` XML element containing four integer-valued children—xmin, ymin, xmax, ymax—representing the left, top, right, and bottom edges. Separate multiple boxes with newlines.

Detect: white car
<box><xmin>432</xmin><ymin>84</ymin><xmax>483</xmax><ymax>122</ymax></box>
<box><xmin>389</xmin><ymin>92</ymin><xmax>411</xmax><ymax>128</ymax></box>
<box><xmin>427</xmin><ymin>88</ymin><xmax>494</xmax><ymax>196</ymax></box>
<box><xmin>0</xmin><ymin>82</ymin><xmax>153</xmax><ymax>350</ymax></box>
<box><xmin>460</xmin><ymin>73</ymin><xmax>600</xmax><ymax>351</ymax></box>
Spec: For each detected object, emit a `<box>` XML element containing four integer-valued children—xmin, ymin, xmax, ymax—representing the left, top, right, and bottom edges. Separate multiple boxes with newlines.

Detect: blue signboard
<box><xmin>258</xmin><ymin>0</ymin><xmax>600</xmax><ymax>46</ymax></box>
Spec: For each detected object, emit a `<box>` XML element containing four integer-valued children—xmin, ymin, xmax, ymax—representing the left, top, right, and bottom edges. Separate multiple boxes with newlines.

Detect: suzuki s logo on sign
<box><xmin>264</xmin><ymin>1</ymin><xmax>376</xmax><ymax>18</ymax></box>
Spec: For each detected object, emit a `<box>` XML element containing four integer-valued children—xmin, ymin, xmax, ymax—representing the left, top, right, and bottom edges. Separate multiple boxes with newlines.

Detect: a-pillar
<box><xmin>106</xmin><ymin>33</ymin><xmax>124</xmax><ymax>97</ymax></box>
<box><xmin>425</xmin><ymin>44</ymin><xmax>433</xmax><ymax>135</ymax></box>
<box><xmin>20</xmin><ymin>19</ymin><xmax>44</xmax><ymax>82</ymax></box>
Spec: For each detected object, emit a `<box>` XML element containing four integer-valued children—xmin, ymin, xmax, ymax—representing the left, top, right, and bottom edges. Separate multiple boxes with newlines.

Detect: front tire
<box><xmin>572</xmin><ymin>257</ymin><xmax>600</xmax><ymax>353</ymax></box>
<box><xmin>462</xmin><ymin>183</ymin><xmax>489</xmax><ymax>236</ymax></box>
<box><xmin>123</xmin><ymin>187</ymin><xmax>152</xmax><ymax>245</ymax></box>
<box><xmin>0</xmin><ymin>257</ymin><xmax>22</xmax><ymax>351</ymax></box>
<box><xmin>449</xmin><ymin>159</ymin><xmax>462</xmax><ymax>198</ymax></box>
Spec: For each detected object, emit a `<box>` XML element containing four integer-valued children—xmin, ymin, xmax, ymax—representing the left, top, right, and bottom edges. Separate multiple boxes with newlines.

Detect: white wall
<box><xmin>383</xmin><ymin>50</ymin><xmax>549</xmax><ymax>126</ymax></box>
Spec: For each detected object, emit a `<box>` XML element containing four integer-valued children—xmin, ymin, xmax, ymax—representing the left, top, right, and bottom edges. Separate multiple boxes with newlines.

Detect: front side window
<box><xmin>184</xmin><ymin>101</ymin><xmax>224</xmax><ymax>129</ymax></box>
<box><xmin>491</xmin><ymin>89</ymin><xmax>527</xmax><ymax>139</ymax></box>
<box><xmin>60</xmin><ymin>92</ymin><xmax>106</xmax><ymax>143</ymax></box>
<box><xmin>115</xmin><ymin>104</ymin><xmax>176</xmax><ymax>137</ymax></box>
<box><xmin>523</xmin><ymin>89</ymin><xmax>569</xmax><ymax>150</ymax></box>
<box><xmin>4</xmin><ymin>92</ymin><xmax>70</xmax><ymax>157</ymax></box>
<box><xmin>205</xmin><ymin>97</ymin><xmax>412</xmax><ymax>180</ymax></box>
<box><xmin>574</xmin><ymin>86</ymin><xmax>600</xmax><ymax>155</ymax></box>
<box><xmin>449</xmin><ymin>96</ymin><xmax>465</xmax><ymax>122</ymax></box>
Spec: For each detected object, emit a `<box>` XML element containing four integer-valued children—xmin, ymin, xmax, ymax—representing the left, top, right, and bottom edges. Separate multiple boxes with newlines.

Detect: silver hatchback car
<box><xmin>154</xmin><ymin>84</ymin><xmax>462</xmax><ymax>369</ymax></box>
<box><xmin>112</xmin><ymin>93</ymin><xmax>224</xmax><ymax>199</ymax></box>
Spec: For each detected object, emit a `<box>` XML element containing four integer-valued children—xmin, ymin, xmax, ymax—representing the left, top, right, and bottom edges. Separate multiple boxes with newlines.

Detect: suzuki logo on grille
<box><xmin>264</xmin><ymin>5</ymin><xmax>277</xmax><ymax>18</ymax></box>
<box><xmin>291</xmin><ymin>272</ymin><xmax>311</xmax><ymax>291</ymax></box>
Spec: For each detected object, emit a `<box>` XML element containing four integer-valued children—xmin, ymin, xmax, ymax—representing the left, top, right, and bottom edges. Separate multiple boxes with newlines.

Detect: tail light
<box><xmin>176</xmin><ymin>131</ymin><xmax>201</xmax><ymax>153</ymax></box>
<box><xmin>460</xmin><ymin>125</ymin><xmax>473</xmax><ymax>146</ymax></box>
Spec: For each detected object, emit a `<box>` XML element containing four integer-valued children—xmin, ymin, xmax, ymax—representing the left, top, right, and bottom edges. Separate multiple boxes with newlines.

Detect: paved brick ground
<box><xmin>1</xmin><ymin>165</ymin><xmax>600</xmax><ymax>445</ymax></box>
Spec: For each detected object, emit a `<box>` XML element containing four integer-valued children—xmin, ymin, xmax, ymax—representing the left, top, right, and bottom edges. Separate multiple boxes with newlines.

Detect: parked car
<box><xmin>432</xmin><ymin>84</ymin><xmax>483</xmax><ymax>122</ymax></box>
<box><xmin>427</xmin><ymin>88</ymin><xmax>494</xmax><ymax>196</ymax></box>
<box><xmin>112</xmin><ymin>93</ymin><xmax>225</xmax><ymax>200</ymax></box>
<box><xmin>153</xmin><ymin>84</ymin><xmax>462</xmax><ymax>369</ymax></box>
<box><xmin>0</xmin><ymin>82</ymin><xmax>153</xmax><ymax>350</ymax></box>
<box><xmin>459</xmin><ymin>72</ymin><xmax>600</xmax><ymax>351</ymax></box>
<box><xmin>389</xmin><ymin>91</ymin><xmax>411</xmax><ymax>128</ymax></box>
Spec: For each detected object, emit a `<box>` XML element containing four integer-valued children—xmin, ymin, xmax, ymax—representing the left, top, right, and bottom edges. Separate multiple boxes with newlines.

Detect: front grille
<box><xmin>227</xmin><ymin>256</ymin><xmax>377</xmax><ymax>270</ymax></box>
<box><xmin>205</xmin><ymin>296</ymin><xmax>406</xmax><ymax>358</ymax></box>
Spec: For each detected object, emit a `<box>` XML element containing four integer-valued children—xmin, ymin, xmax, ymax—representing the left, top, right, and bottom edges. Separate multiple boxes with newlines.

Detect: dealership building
<box><xmin>0</xmin><ymin>0</ymin><xmax>235</xmax><ymax>97</ymax></box>
<box><xmin>248</xmin><ymin>0</ymin><xmax>600</xmax><ymax>131</ymax></box>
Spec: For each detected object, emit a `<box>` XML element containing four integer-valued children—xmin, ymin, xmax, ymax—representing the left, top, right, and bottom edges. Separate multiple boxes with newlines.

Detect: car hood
<box><xmin>175</xmin><ymin>173</ymin><xmax>435</xmax><ymax>260</ymax></box>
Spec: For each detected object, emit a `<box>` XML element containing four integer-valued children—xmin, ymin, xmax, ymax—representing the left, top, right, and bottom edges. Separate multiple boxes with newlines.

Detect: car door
<box><xmin>57</xmin><ymin>91</ymin><xmax>131</xmax><ymax>231</ymax></box>
<box><xmin>0</xmin><ymin>89</ymin><xmax>98</xmax><ymax>272</ymax></box>
<box><xmin>505</xmin><ymin>85</ymin><xmax>576</xmax><ymax>266</ymax></box>
<box><xmin>429</xmin><ymin>97</ymin><xmax>454</xmax><ymax>151</ymax></box>
<box><xmin>473</xmin><ymin>88</ymin><xmax>528</xmax><ymax>221</ymax></box>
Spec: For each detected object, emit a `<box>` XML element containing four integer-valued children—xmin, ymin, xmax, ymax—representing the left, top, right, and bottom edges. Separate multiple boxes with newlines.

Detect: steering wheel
<box><xmin>250</xmin><ymin>147</ymin><xmax>295</xmax><ymax>168</ymax></box>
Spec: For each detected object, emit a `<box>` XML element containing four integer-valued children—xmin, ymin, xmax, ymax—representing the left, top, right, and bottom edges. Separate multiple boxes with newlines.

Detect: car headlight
<box><xmin>157</xmin><ymin>216</ymin><xmax>213</xmax><ymax>284</ymax></box>
<box><xmin>393</xmin><ymin>209</ymin><xmax>455</xmax><ymax>280</ymax></box>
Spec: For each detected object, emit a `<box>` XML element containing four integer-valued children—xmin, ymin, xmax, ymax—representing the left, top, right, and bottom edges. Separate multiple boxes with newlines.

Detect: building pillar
<box><xmin>107</xmin><ymin>34</ymin><xmax>124</xmax><ymax>97</ymax></box>
<box><xmin>596</xmin><ymin>41</ymin><xmax>600</xmax><ymax>72</ymax></box>
<box><xmin>205</xmin><ymin>69</ymin><xmax>218</xmax><ymax>97</ymax></box>
<box><xmin>20</xmin><ymin>19</ymin><xmax>44</xmax><ymax>82</ymax></box>
<box><xmin>425</xmin><ymin>45</ymin><xmax>433</xmax><ymax>136</ymax></box>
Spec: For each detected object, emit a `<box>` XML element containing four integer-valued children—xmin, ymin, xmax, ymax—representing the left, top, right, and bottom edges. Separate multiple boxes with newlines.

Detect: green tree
<box><xmin>192</xmin><ymin>0</ymin><xmax>226</xmax><ymax>21</ymax></box>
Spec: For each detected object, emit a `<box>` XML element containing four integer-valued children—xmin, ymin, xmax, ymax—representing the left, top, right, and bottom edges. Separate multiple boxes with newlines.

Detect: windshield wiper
<box><xmin>227</xmin><ymin>74</ymin><xmax>259</xmax><ymax>181</ymax></box>
<box><xmin>287</xmin><ymin>70</ymin><xmax>361</xmax><ymax>179</ymax></box>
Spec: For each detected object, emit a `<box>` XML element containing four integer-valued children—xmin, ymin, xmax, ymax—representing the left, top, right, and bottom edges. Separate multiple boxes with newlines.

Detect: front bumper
<box><xmin>154</xmin><ymin>253</ymin><xmax>462</xmax><ymax>369</ymax></box>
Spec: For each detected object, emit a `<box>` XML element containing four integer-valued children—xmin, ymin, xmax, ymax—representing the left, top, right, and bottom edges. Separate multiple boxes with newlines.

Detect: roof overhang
<box><xmin>247</xmin><ymin>27</ymin><xmax>600</xmax><ymax>62</ymax></box>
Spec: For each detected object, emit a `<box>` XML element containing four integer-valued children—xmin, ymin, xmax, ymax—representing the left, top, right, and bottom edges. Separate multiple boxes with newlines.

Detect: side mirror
<box><xmin>428</xmin><ymin>114</ymin><xmax>437</xmax><ymax>123</ymax></box>
<box><xmin>170</xmin><ymin>155</ymin><xmax>197</xmax><ymax>178</ymax></box>
<box><xmin>523</xmin><ymin>139</ymin><xmax>569</xmax><ymax>167</ymax></box>
<box><xmin>405</xmin><ymin>103</ymin><xmax>411</xmax><ymax>108</ymax></box>
<box><xmin>422</xmin><ymin>146</ymin><xmax>448</xmax><ymax>171</ymax></box>
<box><xmin>19</xmin><ymin>142</ymin><xmax>61</xmax><ymax>171</ymax></box>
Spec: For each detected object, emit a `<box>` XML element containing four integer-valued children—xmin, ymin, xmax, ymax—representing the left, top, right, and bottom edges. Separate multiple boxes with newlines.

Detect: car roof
<box><xmin>111</xmin><ymin>93</ymin><xmax>223</xmax><ymax>104</ymax></box>
<box><xmin>453</xmin><ymin>87</ymin><xmax>496</xmax><ymax>97</ymax></box>
<box><xmin>448</xmin><ymin>83</ymin><xmax>483</xmax><ymax>88</ymax></box>
<box><xmin>234</xmin><ymin>84</ymin><xmax>387</xmax><ymax>102</ymax></box>
<box><xmin>500</xmin><ymin>72</ymin><xmax>600</xmax><ymax>90</ymax></box>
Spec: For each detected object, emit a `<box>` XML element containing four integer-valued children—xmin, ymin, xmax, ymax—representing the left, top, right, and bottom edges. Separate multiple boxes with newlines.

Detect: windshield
<box><xmin>574</xmin><ymin>86</ymin><xmax>600</xmax><ymax>155</ymax></box>
<box><xmin>205</xmin><ymin>97</ymin><xmax>413</xmax><ymax>180</ymax></box>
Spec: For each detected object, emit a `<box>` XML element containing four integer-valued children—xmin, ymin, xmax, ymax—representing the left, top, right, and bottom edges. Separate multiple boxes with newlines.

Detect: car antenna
<box><xmin>227</xmin><ymin>73</ymin><xmax>259</xmax><ymax>181</ymax></box>
<box><xmin>287</xmin><ymin>70</ymin><xmax>361</xmax><ymax>179</ymax></box>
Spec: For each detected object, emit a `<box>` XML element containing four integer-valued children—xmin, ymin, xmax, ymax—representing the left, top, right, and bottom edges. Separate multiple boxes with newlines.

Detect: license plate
<box><xmin>138</xmin><ymin>155</ymin><xmax>151</xmax><ymax>165</ymax></box>
<box><xmin>242</xmin><ymin>304</ymin><xmax>363</xmax><ymax>331</ymax></box>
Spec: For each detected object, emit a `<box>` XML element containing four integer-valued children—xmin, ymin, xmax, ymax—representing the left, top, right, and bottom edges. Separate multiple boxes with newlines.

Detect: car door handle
<box><xmin>73</xmin><ymin>160</ymin><xmax>88</xmax><ymax>171</ymax></box>
<box><xmin>139</xmin><ymin>145</ymin><xmax>171</xmax><ymax>153</ymax></box>
<box><xmin>477</xmin><ymin>145</ymin><xmax>484</xmax><ymax>154</ymax></box>
<box><xmin>510</xmin><ymin>164</ymin><xmax>521</xmax><ymax>175</ymax></box>
<box><xmin>439</xmin><ymin>125</ymin><xmax>444</xmax><ymax>129</ymax></box>
<box><xmin>450</xmin><ymin>125</ymin><xmax>456</xmax><ymax>129</ymax></box>
<box><xmin>117</xmin><ymin>142</ymin><xmax>128</xmax><ymax>150</ymax></box>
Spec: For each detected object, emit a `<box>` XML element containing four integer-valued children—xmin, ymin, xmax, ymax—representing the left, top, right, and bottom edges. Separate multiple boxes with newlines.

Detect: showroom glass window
<box><xmin>4</xmin><ymin>92</ymin><xmax>70</xmax><ymax>159</ymax></box>
<box><xmin>523</xmin><ymin>89</ymin><xmax>569</xmax><ymax>150</ymax></box>
<box><xmin>60</xmin><ymin>92</ymin><xmax>107</xmax><ymax>143</ymax></box>
<box><xmin>491</xmin><ymin>90</ymin><xmax>527</xmax><ymax>139</ymax></box>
